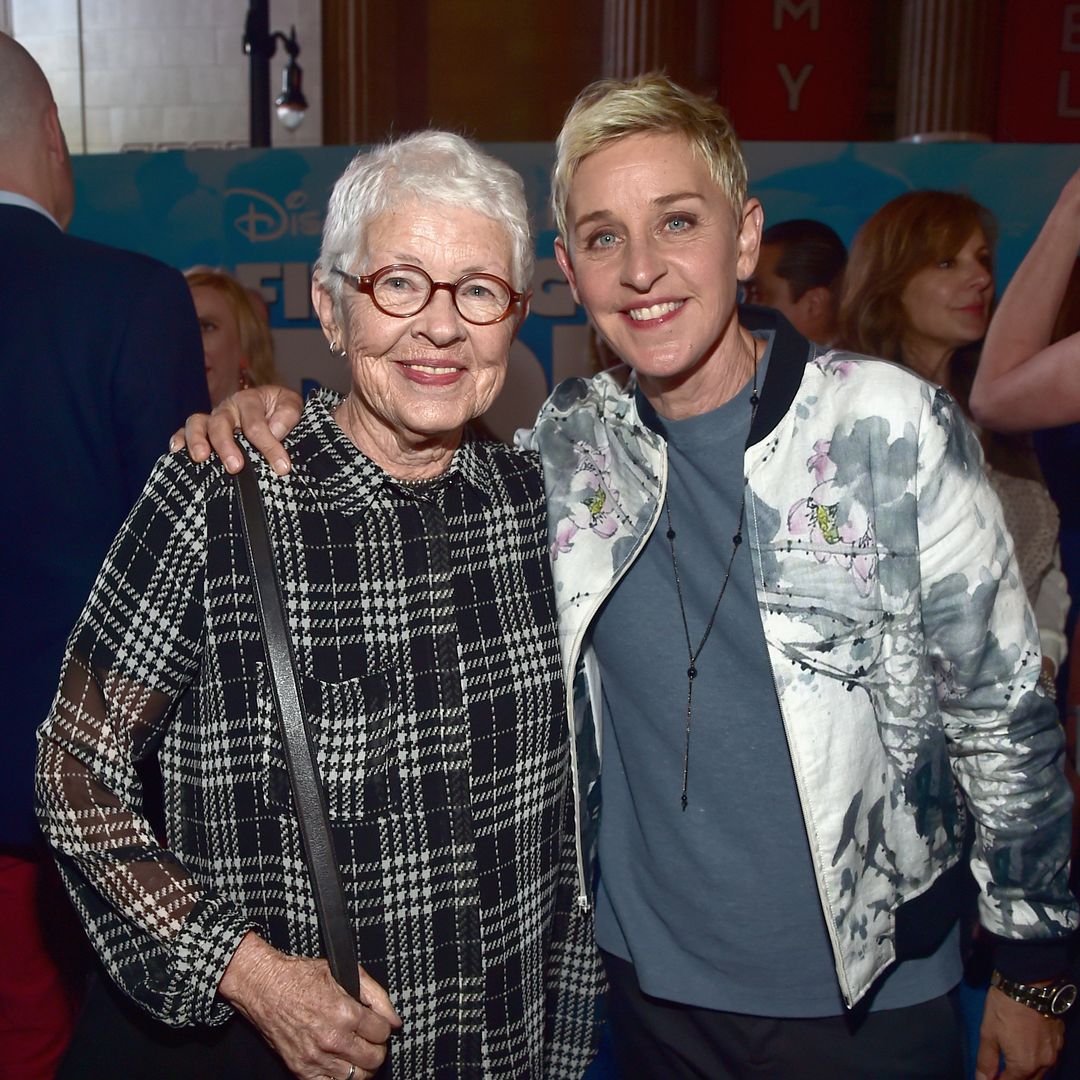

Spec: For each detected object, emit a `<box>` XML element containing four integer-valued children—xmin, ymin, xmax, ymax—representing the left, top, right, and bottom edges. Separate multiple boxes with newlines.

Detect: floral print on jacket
<box><xmin>521</xmin><ymin>321</ymin><xmax>1077</xmax><ymax>1009</ymax></box>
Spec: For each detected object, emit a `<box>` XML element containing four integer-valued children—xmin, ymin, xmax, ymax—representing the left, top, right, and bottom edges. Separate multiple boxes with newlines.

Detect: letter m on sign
<box><xmin>774</xmin><ymin>0</ymin><xmax>821</xmax><ymax>30</ymax></box>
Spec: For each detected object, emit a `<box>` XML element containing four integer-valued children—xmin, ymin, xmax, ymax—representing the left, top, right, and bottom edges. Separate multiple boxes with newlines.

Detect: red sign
<box><xmin>714</xmin><ymin>0</ymin><xmax>871</xmax><ymax>140</ymax></box>
<box><xmin>998</xmin><ymin>0</ymin><xmax>1080</xmax><ymax>141</ymax></box>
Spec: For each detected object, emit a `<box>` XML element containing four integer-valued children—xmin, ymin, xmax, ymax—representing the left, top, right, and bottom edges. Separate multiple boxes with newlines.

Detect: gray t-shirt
<box><xmin>591</xmin><ymin>336</ymin><xmax>961</xmax><ymax>1016</ymax></box>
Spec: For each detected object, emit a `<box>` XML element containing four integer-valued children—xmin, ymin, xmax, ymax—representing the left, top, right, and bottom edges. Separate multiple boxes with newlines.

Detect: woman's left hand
<box><xmin>218</xmin><ymin>931</ymin><xmax>402</xmax><ymax>1079</ymax></box>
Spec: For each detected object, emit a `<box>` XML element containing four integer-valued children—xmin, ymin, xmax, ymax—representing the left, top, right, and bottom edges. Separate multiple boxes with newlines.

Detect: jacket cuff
<box><xmin>989</xmin><ymin>932</ymin><xmax>1074</xmax><ymax>982</ymax></box>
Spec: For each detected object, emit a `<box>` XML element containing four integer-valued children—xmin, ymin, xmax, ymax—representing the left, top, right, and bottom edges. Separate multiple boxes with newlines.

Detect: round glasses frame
<box><xmin>331</xmin><ymin>264</ymin><xmax>526</xmax><ymax>325</ymax></box>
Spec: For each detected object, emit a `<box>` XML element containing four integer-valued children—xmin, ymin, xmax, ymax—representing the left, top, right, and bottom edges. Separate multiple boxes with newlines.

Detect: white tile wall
<box><xmin>15</xmin><ymin>0</ymin><xmax>78</xmax><ymax>33</ymax></box>
<box><xmin>13</xmin><ymin>30</ymin><xmax>81</xmax><ymax>80</ymax></box>
<box><xmin>11</xmin><ymin>0</ymin><xmax>322</xmax><ymax>153</ymax></box>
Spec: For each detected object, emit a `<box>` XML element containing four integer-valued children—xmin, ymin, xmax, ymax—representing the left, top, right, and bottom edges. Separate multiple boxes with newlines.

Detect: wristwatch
<box><xmin>990</xmin><ymin>970</ymin><xmax>1079</xmax><ymax>1017</ymax></box>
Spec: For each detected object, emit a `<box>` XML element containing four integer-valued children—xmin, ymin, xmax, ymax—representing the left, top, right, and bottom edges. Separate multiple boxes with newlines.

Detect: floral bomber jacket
<box><xmin>520</xmin><ymin>307</ymin><xmax>1078</xmax><ymax>1009</ymax></box>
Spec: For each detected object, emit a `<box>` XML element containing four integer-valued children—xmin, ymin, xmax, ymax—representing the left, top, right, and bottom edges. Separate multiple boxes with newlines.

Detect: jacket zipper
<box><xmin>564</xmin><ymin>445</ymin><xmax>669</xmax><ymax>909</ymax></box>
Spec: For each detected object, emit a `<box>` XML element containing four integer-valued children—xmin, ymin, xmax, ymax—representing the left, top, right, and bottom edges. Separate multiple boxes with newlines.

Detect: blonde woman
<box><xmin>185</xmin><ymin>267</ymin><xmax>278</xmax><ymax>405</ymax></box>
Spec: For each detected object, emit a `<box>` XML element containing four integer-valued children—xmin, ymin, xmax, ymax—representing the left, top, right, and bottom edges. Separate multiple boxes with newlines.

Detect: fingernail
<box><xmin>273</xmin><ymin>458</ymin><xmax>290</xmax><ymax>476</ymax></box>
<box><xmin>225</xmin><ymin>454</ymin><xmax>242</xmax><ymax>473</ymax></box>
<box><xmin>269</xmin><ymin>420</ymin><xmax>288</xmax><ymax>439</ymax></box>
<box><xmin>168</xmin><ymin>436</ymin><xmax>180</xmax><ymax>452</ymax></box>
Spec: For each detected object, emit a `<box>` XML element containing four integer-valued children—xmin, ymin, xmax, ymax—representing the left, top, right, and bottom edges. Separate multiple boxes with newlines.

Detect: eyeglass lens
<box><xmin>372</xmin><ymin>266</ymin><xmax>512</xmax><ymax>323</ymax></box>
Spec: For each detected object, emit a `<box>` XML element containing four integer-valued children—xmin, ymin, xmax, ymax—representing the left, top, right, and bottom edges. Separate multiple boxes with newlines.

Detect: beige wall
<box><xmin>11</xmin><ymin>0</ymin><xmax>322</xmax><ymax>153</ymax></box>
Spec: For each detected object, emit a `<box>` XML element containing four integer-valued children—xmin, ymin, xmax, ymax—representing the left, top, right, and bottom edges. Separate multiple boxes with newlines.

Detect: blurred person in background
<box><xmin>185</xmin><ymin>267</ymin><xmax>279</xmax><ymax>406</ymax></box>
<box><xmin>970</xmin><ymin>167</ymin><xmax>1080</xmax><ymax>433</ymax></box>
<box><xmin>969</xmin><ymin>168</ymin><xmax>1080</xmax><ymax>713</ymax></box>
<box><xmin>0</xmin><ymin>31</ymin><xmax>209</xmax><ymax>1080</ymax></box>
<box><xmin>743</xmin><ymin>218</ymin><xmax>846</xmax><ymax>345</ymax></box>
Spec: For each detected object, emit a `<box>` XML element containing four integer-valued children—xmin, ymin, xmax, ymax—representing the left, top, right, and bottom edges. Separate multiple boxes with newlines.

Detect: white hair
<box><xmin>315</xmin><ymin>130</ymin><xmax>533</xmax><ymax>323</ymax></box>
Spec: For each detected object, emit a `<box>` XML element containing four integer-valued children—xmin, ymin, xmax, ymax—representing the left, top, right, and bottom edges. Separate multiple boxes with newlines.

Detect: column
<box><xmin>895</xmin><ymin>0</ymin><xmax>1003</xmax><ymax>140</ymax></box>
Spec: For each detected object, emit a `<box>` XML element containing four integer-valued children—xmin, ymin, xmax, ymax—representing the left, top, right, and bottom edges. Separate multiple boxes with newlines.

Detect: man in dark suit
<box><xmin>0</xmin><ymin>32</ymin><xmax>209</xmax><ymax>1077</ymax></box>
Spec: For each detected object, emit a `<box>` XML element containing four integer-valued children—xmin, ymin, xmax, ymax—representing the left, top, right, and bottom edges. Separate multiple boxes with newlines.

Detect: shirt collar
<box><xmin>283</xmin><ymin>389</ymin><xmax>498</xmax><ymax>514</ymax></box>
<box><xmin>0</xmin><ymin>190</ymin><xmax>62</xmax><ymax>229</ymax></box>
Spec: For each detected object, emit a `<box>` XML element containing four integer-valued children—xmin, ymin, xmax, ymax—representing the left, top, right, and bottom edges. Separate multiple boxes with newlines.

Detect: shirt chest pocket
<box><xmin>258</xmin><ymin>664</ymin><xmax>403</xmax><ymax>820</ymax></box>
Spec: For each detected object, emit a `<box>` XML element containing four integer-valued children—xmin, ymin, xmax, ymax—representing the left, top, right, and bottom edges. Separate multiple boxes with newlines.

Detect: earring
<box><xmin>238</xmin><ymin>368</ymin><xmax>254</xmax><ymax>390</ymax></box>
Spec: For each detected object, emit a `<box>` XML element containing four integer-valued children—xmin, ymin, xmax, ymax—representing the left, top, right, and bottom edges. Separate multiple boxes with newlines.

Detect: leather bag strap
<box><xmin>235</xmin><ymin>453</ymin><xmax>361</xmax><ymax>1000</ymax></box>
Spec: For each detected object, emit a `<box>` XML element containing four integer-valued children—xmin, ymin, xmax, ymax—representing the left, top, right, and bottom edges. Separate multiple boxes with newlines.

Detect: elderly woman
<box><xmin>37</xmin><ymin>132</ymin><xmax>602</xmax><ymax>1080</ymax></box>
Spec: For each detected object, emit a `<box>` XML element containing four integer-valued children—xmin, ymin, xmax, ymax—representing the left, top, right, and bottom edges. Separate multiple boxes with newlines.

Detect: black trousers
<box><xmin>603</xmin><ymin>951</ymin><xmax>965</xmax><ymax>1080</ymax></box>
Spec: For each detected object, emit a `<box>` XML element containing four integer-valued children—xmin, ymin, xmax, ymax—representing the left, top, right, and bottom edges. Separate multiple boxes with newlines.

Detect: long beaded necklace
<box><xmin>663</xmin><ymin>353</ymin><xmax>761</xmax><ymax>812</ymax></box>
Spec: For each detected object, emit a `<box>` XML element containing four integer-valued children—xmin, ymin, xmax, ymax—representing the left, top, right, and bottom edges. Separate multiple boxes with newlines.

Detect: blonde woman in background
<box><xmin>185</xmin><ymin>267</ymin><xmax>279</xmax><ymax>406</ymax></box>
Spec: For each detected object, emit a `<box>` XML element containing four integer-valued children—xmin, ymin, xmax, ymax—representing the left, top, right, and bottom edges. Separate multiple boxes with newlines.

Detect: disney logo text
<box><xmin>226</xmin><ymin>188</ymin><xmax>323</xmax><ymax>243</ymax></box>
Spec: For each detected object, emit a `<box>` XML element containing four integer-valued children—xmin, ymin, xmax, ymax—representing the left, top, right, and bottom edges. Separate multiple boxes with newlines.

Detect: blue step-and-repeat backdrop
<box><xmin>71</xmin><ymin>142</ymin><xmax>1080</xmax><ymax>439</ymax></box>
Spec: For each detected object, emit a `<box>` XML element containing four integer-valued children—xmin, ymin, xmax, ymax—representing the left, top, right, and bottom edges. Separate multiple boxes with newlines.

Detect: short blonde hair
<box><xmin>184</xmin><ymin>266</ymin><xmax>278</xmax><ymax>387</ymax></box>
<box><xmin>552</xmin><ymin>73</ymin><xmax>747</xmax><ymax>240</ymax></box>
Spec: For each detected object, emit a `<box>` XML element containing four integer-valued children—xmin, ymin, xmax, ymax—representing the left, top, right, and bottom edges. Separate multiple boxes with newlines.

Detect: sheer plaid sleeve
<box><xmin>36</xmin><ymin>452</ymin><xmax>254</xmax><ymax>1026</ymax></box>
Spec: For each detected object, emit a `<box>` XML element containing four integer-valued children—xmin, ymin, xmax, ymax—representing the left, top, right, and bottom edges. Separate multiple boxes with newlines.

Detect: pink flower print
<box><xmin>788</xmin><ymin>445</ymin><xmax>877</xmax><ymax>594</ymax></box>
<box><xmin>814</xmin><ymin>351</ymin><xmax>855</xmax><ymax>378</ymax></box>
<box><xmin>550</xmin><ymin>444</ymin><xmax>622</xmax><ymax>560</ymax></box>
<box><xmin>845</xmin><ymin>527</ymin><xmax>878</xmax><ymax>597</ymax></box>
<box><xmin>552</xmin><ymin>519</ymin><xmax>579</xmax><ymax>558</ymax></box>
<box><xmin>788</xmin><ymin>494</ymin><xmax>842</xmax><ymax>550</ymax></box>
<box><xmin>807</xmin><ymin>439</ymin><xmax>835</xmax><ymax>485</ymax></box>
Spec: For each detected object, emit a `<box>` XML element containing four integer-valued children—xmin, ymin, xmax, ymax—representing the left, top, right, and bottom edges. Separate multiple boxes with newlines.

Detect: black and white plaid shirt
<box><xmin>38</xmin><ymin>391</ymin><xmax>603</xmax><ymax>1078</ymax></box>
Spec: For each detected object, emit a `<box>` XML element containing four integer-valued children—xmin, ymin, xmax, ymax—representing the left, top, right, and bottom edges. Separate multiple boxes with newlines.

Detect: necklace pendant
<box><xmin>681</xmin><ymin>792</ymin><xmax>688</xmax><ymax>812</ymax></box>
<box><xmin>687</xmin><ymin>664</ymin><xmax>697</xmax><ymax>680</ymax></box>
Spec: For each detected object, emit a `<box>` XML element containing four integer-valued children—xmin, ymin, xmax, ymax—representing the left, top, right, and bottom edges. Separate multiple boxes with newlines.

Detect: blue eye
<box><xmin>666</xmin><ymin>215</ymin><xmax>693</xmax><ymax>232</ymax></box>
<box><xmin>588</xmin><ymin>230</ymin><xmax>618</xmax><ymax>250</ymax></box>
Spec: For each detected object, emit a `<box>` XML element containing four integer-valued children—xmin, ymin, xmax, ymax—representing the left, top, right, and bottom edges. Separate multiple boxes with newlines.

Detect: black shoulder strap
<box><xmin>234</xmin><ymin>453</ymin><xmax>360</xmax><ymax>1001</ymax></box>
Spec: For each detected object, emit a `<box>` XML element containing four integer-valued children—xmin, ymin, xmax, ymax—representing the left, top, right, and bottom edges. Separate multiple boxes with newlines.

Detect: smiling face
<box><xmin>554</xmin><ymin>131</ymin><xmax>763</xmax><ymax>416</ymax></box>
<box><xmin>191</xmin><ymin>284</ymin><xmax>248</xmax><ymax>406</ymax></box>
<box><xmin>314</xmin><ymin>198</ymin><xmax>521</xmax><ymax>471</ymax></box>
<box><xmin>899</xmin><ymin>227</ymin><xmax>994</xmax><ymax>381</ymax></box>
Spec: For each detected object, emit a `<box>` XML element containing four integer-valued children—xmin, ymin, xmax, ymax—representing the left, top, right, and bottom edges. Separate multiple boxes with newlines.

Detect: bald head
<box><xmin>0</xmin><ymin>32</ymin><xmax>74</xmax><ymax>227</ymax></box>
<box><xmin>0</xmin><ymin>33</ymin><xmax>54</xmax><ymax>140</ymax></box>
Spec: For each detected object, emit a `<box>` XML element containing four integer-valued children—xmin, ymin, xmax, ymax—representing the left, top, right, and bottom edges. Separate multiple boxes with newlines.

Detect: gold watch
<box><xmin>990</xmin><ymin>970</ymin><xmax>1078</xmax><ymax>1017</ymax></box>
